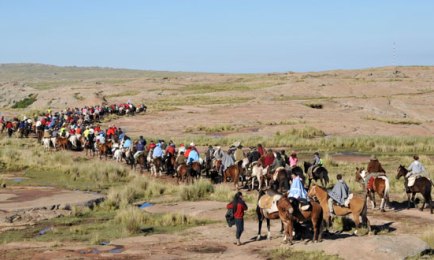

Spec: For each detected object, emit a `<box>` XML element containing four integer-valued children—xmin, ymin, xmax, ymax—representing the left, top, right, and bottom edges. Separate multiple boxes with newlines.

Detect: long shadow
<box><xmin>370</xmin><ymin>221</ymin><xmax>396</xmax><ymax>235</ymax></box>
<box><xmin>388</xmin><ymin>199</ymin><xmax>433</xmax><ymax>212</ymax></box>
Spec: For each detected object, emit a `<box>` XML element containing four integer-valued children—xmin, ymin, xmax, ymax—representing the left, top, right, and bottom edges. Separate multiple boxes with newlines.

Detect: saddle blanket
<box><xmin>408</xmin><ymin>175</ymin><xmax>421</xmax><ymax>187</ymax></box>
<box><xmin>258</xmin><ymin>194</ymin><xmax>282</xmax><ymax>214</ymax></box>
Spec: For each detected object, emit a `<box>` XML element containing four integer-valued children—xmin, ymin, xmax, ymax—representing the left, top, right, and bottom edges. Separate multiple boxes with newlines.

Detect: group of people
<box><xmin>226</xmin><ymin>152</ymin><xmax>430</xmax><ymax>245</ymax></box>
<box><xmin>0</xmin><ymin>102</ymin><xmax>147</xmax><ymax>139</ymax></box>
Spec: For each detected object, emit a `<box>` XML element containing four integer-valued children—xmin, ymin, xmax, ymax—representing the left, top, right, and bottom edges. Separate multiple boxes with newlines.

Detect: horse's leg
<box><xmin>406</xmin><ymin>192</ymin><xmax>412</xmax><ymax>209</ymax></box>
<box><xmin>256</xmin><ymin>208</ymin><xmax>263</xmax><ymax>241</ymax></box>
<box><xmin>371</xmin><ymin>192</ymin><xmax>376</xmax><ymax>209</ymax></box>
<box><xmin>411</xmin><ymin>192</ymin><xmax>416</xmax><ymax>208</ymax></box>
<box><xmin>266</xmin><ymin>218</ymin><xmax>271</xmax><ymax>240</ymax></box>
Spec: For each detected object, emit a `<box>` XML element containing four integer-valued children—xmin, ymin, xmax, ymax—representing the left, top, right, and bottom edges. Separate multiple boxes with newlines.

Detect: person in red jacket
<box><xmin>226</xmin><ymin>192</ymin><xmax>248</xmax><ymax>246</ymax></box>
<box><xmin>263</xmin><ymin>149</ymin><xmax>275</xmax><ymax>167</ymax></box>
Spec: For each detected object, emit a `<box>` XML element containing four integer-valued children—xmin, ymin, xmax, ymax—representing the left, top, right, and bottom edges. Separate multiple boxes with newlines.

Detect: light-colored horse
<box><xmin>308</xmin><ymin>185</ymin><xmax>370</xmax><ymax>232</ymax></box>
<box><xmin>251</xmin><ymin>162</ymin><xmax>269</xmax><ymax>190</ymax></box>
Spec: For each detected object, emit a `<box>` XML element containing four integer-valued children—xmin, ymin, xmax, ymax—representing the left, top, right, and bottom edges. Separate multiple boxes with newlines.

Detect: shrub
<box><xmin>180</xmin><ymin>179</ymin><xmax>214</xmax><ymax>201</ymax></box>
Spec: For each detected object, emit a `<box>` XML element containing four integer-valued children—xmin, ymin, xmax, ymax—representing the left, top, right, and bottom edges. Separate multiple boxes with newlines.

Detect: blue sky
<box><xmin>0</xmin><ymin>1</ymin><xmax>433</xmax><ymax>73</ymax></box>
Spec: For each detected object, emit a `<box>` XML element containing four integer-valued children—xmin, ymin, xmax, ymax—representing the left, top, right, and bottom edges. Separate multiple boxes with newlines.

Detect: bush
<box><xmin>180</xmin><ymin>179</ymin><xmax>214</xmax><ymax>201</ymax></box>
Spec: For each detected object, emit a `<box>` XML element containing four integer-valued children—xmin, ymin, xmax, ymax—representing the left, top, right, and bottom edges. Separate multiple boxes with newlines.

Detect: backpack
<box><xmin>225</xmin><ymin>207</ymin><xmax>235</xmax><ymax>227</ymax></box>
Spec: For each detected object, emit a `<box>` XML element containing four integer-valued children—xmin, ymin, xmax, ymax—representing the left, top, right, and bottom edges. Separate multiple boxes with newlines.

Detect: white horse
<box><xmin>42</xmin><ymin>138</ymin><xmax>51</xmax><ymax>151</ymax></box>
<box><xmin>251</xmin><ymin>162</ymin><xmax>269</xmax><ymax>190</ymax></box>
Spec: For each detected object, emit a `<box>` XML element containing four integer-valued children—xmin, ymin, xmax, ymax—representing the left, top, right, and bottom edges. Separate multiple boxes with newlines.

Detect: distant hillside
<box><xmin>0</xmin><ymin>63</ymin><xmax>194</xmax><ymax>82</ymax></box>
<box><xmin>2</xmin><ymin>64</ymin><xmax>434</xmax><ymax>138</ymax></box>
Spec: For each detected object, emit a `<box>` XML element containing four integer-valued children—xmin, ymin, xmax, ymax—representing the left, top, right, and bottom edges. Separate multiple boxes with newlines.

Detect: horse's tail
<box><xmin>379</xmin><ymin>176</ymin><xmax>390</xmax><ymax>198</ymax></box>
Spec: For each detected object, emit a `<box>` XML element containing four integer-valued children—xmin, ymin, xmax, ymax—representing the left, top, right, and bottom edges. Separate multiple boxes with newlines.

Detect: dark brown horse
<box><xmin>396</xmin><ymin>165</ymin><xmax>433</xmax><ymax>214</ymax></box>
<box><xmin>278</xmin><ymin>196</ymin><xmax>323</xmax><ymax>245</ymax></box>
<box><xmin>303</xmin><ymin>161</ymin><xmax>329</xmax><ymax>188</ymax></box>
<box><xmin>270</xmin><ymin>168</ymin><xmax>290</xmax><ymax>194</ymax></box>
<box><xmin>134</xmin><ymin>152</ymin><xmax>147</xmax><ymax>173</ymax></box>
<box><xmin>223</xmin><ymin>161</ymin><xmax>243</xmax><ymax>188</ymax></box>
<box><xmin>355</xmin><ymin>167</ymin><xmax>390</xmax><ymax>212</ymax></box>
<box><xmin>308</xmin><ymin>184</ymin><xmax>370</xmax><ymax>231</ymax></box>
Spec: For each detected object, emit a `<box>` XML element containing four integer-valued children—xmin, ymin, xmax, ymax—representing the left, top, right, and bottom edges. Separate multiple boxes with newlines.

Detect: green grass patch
<box><xmin>104</xmin><ymin>175</ymin><xmax>177</xmax><ymax>209</ymax></box>
<box><xmin>176</xmin><ymin>81</ymin><xmax>278</xmax><ymax>94</ymax></box>
<box><xmin>147</xmin><ymin>95</ymin><xmax>253</xmax><ymax>111</ymax></box>
<box><xmin>364</xmin><ymin>116</ymin><xmax>422</xmax><ymax>125</ymax></box>
<box><xmin>106</xmin><ymin>90</ymin><xmax>140</xmax><ymax>98</ymax></box>
<box><xmin>263</xmin><ymin>247</ymin><xmax>342</xmax><ymax>260</ymax></box>
<box><xmin>180</xmin><ymin>179</ymin><xmax>214</xmax><ymax>201</ymax></box>
<box><xmin>11</xmin><ymin>94</ymin><xmax>37</xmax><ymax>108</ymax></box>
<box><xmin>73</xmin><ymin>92</ymin><xmax>85</xmax><ymax>101</ymax></box>
<box><xmin>0</xmin><ymin>205</ymin><xmax>211</xmax><ymax>244</ymax></box>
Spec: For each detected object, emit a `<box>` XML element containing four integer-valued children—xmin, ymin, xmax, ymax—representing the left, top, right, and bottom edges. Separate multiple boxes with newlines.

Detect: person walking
<box><xmin>226</xmin><ymin>192</ymin><xmax>248</xmax><ymax>246</ymax></box>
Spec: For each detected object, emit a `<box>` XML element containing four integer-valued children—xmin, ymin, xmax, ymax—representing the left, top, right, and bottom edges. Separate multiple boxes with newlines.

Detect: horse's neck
<box><xmin>315</xmin><ymin>189</ymin><xmax>329</xmax><ymax>205</ymax></box>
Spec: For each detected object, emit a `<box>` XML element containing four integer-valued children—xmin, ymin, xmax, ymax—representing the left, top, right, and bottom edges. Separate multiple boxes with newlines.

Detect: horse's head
<box><xmin>303</xmin><ymin>161</ymin><xmax>311</xmax><ymax>173</ymax></box>
<box><xmin>396</xmin><ymin>165</ymin><xmax>407</xmax><ymax>180</ymax></box>
<box><xmin>308</xmin><ymin>184</ymin><xmax>325</xmax><ymax>202</ymax></box>
<box><xmin>355</xmin><ymin>167</ymin><xmax>365</xmax><ymax>182</ymax></box>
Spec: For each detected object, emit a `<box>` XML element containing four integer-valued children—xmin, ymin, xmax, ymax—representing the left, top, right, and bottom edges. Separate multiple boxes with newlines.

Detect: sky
<box><xmin>0</xmin><ymin>1</ymin><xmax>433</xmax><ymax>73</ymax></box>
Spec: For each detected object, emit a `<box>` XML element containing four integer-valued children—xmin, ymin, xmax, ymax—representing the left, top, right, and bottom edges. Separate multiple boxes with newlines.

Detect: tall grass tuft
<box><xmin>180</xmin><ymin>179</ymin><xmax>214</xmax><ymax>201</ymax></box>
<box><xmin>104</xmin><ymin>175</ymin><xmax>175</xmax><ymax>209</ymax></box>
<box><xmin>114</xmin><ymin>206</ymin><xmax>209</xmax><ymax>235</ymax></box>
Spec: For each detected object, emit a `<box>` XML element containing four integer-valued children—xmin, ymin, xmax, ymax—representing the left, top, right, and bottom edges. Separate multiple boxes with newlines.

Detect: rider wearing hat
<box><xmin>365</xmin><ymin>155</ymin><xmax>386</xmax><ymax>187</ymax></box>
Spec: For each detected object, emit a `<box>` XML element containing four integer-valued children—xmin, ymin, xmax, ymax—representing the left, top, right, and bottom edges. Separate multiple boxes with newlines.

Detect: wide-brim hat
<box><xmin>370</xmin><ymin>155</ymin><xmax>377</xmax><ymax>160</ymax></box>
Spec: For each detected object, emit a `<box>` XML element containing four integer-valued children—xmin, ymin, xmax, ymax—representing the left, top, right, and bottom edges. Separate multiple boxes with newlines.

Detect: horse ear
<box><xmin>356</xmin><ymin>167</ymin><xmax>359</xmax><ymax>171</ymax></box>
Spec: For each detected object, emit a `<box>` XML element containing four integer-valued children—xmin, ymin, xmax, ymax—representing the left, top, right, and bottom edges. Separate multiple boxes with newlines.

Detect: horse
<box><xmin>303</xmin><ymin>161</ymin><xmax>329</xmax><ymax>188</ymax></box>
<box><xmin>308</xmin><ymin>184</ymin><xmax>370</xmax><ymax>231</ymax></box>
<box><xmin>270</xmin><ymin>167</ymin><xmax>290</xmax><ymax>194</ymax></box>
<box><xmin>223</xmin><ymin>161</ymin><xmax>243</xmax><ymax>188</ymax></box>
<box><xmin>278</xmin><ymin>196</ymin><xmax>323</xmax><ymax>245</ymax></box>
<box><xmin>176</xmin><ymin>164</ymin><xmax>190</xmax><ymax>183</ymax></box>
<box><xmin>256</xmin><ymin>189</ymin><xmax>284</xmax><ymax>241</ymax></box>
<box><xmin>150</xmin><ymin>157</ymin><xmax>163</xmax><ymax>177</ymax></box>
<box><xmin>134</xmin><ymin>152</ymin><xmax>147</xmax><ymax>173</ymax></box>
<box><xmin>189</xmin><ymin>162</ymin><xmax>202</xmax><ymax>180</ymax></box>
<box><xmin>251</xmin><ymin>163</ymin><xmax>269</xmax><ymax>190</ymax></box>
<box><xmin>396</xmin><ymin>165</ymin><xmax>433</xmax><ymax>214</ymax></box>
<box><xmin>56</xmin><ymin>137</ymin><xmax>69</xmax><ymax>150</ymax></box>
<box><xmin>355</xmin><ymin>167</ymin><xmax>390</xmax><ymax>212</ymax></box>
<box><xmin>97</xmin><ymin>142</ymin><xmax>110</xmax><ymax>160</ymax></box>
<box><xmin>164</xmin><ymin>153</ymin><xmax>176</xmax><ymax>175</ymax></box>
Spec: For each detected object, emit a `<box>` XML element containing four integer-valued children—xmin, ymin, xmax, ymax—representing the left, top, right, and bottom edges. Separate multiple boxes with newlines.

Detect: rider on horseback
<box><xmin>365</xmin><ymin>155</ymin><xmax>386</xmax><ymax>187</ymax></box>
<box><xmin>289</xmin><ymin>151</ymin><xmax>298</xmax><ymax>167</ymax></box>
<box><xmin>406</xmin><ymin>155</ymin><xmax>426</xmax><ymax>190</ymax></box>
<box><xmin>288</xmin><ymin>171</ymin><xmax>309</xmax><ymax>211</ymax></box>
<box><xmin>133</xmin><ymin>136</ymin><xmax>146</xmax><ymax>162</ymax></box>
<box><xmin>328</xmin><ymin>174</ymin><xmax>350</xmax><ymax>217</ymax></box>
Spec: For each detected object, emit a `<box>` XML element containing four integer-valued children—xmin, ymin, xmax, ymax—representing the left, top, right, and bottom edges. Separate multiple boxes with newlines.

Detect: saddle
<box><xmin>272</xmin><ymin>167</ymin><xmax>285</xmax><ymax>181</ymax></box>
<box><xmin>258</xmin><ymin>194</ymin><xmax>282</xmax><ymax>215</ymax></box>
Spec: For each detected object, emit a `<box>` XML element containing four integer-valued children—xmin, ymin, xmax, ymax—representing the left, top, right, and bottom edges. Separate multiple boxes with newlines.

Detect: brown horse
<box><xmin>134</xmin><ymin>153</ymin><xmax>147</xmax><ymax>173</ymax></box>
<box><xmin>396</xmin><ymin>165</ymin><xmax>433</xmax><ymax>214</ymax></box>
<box><xmin>270</xmin><ymin>168</ymin><xmax>290</xmax><ymax>194</ymax></box>
<box><xmin>98</xmin><ymin>142</ymin><xmax>109</xmax><ymax>160</ymax></box>
<box><xmin>56</xmin><ymin>137</ymin><xmax>69</xmax><ymax>150</ymax></box>
<box><xmin>176</xmin><ymin>163</ymin><xmax>190</xmax><ymax>183</ymax></box>
<box><xmin>278</xmin><ymin>196</ymin><xmax>323</xmax><ymax>245</ymax></box>
<box><xmin>308</xmin><ymin>184</ymin><xmax>370</xmax><ymax>231</ymax></box>
<box><xmin>355</xmin><ymin>167</ymin><xmax>390</xmax><ymax>212</ymax></box>
<box><xmin>224</xmin><ymin>161</ymin><xmax>243</xmax><ymax>188</ymax></box>
<box><xmin>303</xmin><ymin>161</ymin><xmax>329</xmax><ymax>188</ymax></box>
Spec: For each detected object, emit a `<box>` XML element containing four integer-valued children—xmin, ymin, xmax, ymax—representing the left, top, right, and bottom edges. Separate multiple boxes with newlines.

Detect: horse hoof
<box><xmin>380</xmin><ymin>209</ymin><xmax>385</xmax><ymax>212</ymax></box>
